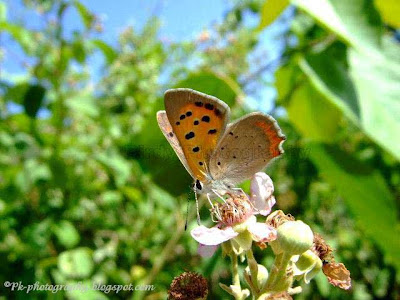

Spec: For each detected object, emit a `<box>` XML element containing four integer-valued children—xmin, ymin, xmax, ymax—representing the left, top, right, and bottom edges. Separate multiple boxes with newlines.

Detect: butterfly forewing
<box><xmin>164</xmin><ymin>89</ymin><xmax>230</xmax><ymax>181</ymax></box>
<box><xmin>157</xmin><ymin>111</ymin><xmax>195</xmax><ymax>179</ymax></box>
<box><xmin>209</xmin><ymin>112</ymin><xmax>285</xmax><ymax>185</ymax></box>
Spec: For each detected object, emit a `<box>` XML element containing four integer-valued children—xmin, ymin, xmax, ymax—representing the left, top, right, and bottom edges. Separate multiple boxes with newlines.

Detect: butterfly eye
<box><xmin>195</xmin><ymin>179</ymin><xmax>203</xmax><ymax>191</ymax></box>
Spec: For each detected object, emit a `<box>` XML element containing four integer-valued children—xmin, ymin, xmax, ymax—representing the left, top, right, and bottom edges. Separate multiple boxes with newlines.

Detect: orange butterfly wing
<box><xmin>164</xmin><ymin>89</ymin><xmax>230</xmax><ymax>181</ymax></box>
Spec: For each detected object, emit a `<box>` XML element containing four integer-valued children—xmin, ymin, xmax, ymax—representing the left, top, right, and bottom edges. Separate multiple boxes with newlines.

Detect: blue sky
<box><xmin>2</xmin><ymin>0</ymin><xmax>291</xmax><ymax>113</ymax></box>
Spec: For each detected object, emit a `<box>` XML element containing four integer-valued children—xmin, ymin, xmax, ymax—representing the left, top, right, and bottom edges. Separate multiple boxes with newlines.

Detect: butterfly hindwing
<box><xmin>209</xmin><ymin>112</ymin><xmax>285</xmax><ymax>185</ymax></box>
<box><xmin>164</xmin><ymin>89</ymin><xmax>230</xmax><ymax>181</ymax></box>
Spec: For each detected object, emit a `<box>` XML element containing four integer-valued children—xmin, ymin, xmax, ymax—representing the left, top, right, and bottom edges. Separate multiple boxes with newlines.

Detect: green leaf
<box><xmin>4</xmin><ymin>81</ymin><xmax>30</xmax><ymax>104</ymax></box>
<box><xmin>53</xmin><ymin>220</ymin><xmax>80</xmax><ymax>249</ymax></box>
<box><xmin>73</xmin><ymin>0</ymin><xmax>94</xmax><ymax>29</ymax></box>
<box><xmin>292</xmin><ymin>0</ymin><xmax>400</xmax><ymax>161</ymax></box>
<box><xmin>66</xmin><ymin>89</ymin><xmax>99</xmax><ymax>117</ymax></box>
<box><xmin>292</xmin><ymin>0</ymin><xmax>383</xmax><ymax>53</ymax></box>
<box><xmin>91</xmin><ymin>39</ymin><xmax>117</xmax><ymax>64</ymax></box>
<box><xmin>175</xmin><ymin>71</ymin><xmax>242</xmax><ymax>107</ymax></box>
<box><xmin>65</xmin><ymin>280</ymin><xmax>108</xmax><ymax>300</ymax></box>
<box><xmin>258</xmin><ymin>0</ymin><xmax>290</xmax><ymax>30</ymax></box>
<box><xmin>96</xmin><ymin>150</ymin><xmax>131</xmax><ymax>187</ymax></box>
<box><xmin>299</xmin><ymin>43</ymin><xmax>359</xmax><ymax>123</ymax></box>
<box><xmin>23</xmin><ymin>84</ymin><xmax>46</xmax><ymax>118</ymax></box>
<box><xmin>286</xmin><ymin>82</ymin><xmax>341</xmax><ymax>142</ymax></box>
<box><xmin>348</xmin><ymin>38</ymin><xmax>400</xmax><ymax>161</ymax></box>
<box><xmin>0</xmin><ymin>1</ymin><xmax>6</xmax><ymax>22</ymax></box>
<box><xmin>0</xmin><ymin>22</ymin><xmax>35</xmax><ymax>54</ymax></box>
<box><xmin>374</xmin><ymin>0</ymin><xmax>400</xmax><ymax>28</ymax></box>
<box><xmin>308</xmin><ymin>143</ymin><xmax>400</xmax><ymax>272</ymax></box>
<box><xmin>58</xmin><ymin>248</ymin><xmax>94</xmax><ymax>279</ymax></box>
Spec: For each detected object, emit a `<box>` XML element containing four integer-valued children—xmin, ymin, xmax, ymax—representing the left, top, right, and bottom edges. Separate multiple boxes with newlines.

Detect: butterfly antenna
<box><xmin>184</xmin><ymin>189</ymin><xmax>191</xmax><ymax>231</ymax></box>
<box><xmin>195</xmin><ymin>190</ymin><xmax>201</xmax><ymax>225</ymax></box>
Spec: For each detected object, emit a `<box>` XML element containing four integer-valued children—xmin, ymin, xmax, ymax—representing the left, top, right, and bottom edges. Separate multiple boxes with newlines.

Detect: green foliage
<box><xmin>0</xmin><ymin>0</ymin><xmax>399</xmax><ymax>299</ymax></box>
<box><xmin>258</xmin><ymin>0</ymin><xmax>289</xmax><ymax>30</ymax></box>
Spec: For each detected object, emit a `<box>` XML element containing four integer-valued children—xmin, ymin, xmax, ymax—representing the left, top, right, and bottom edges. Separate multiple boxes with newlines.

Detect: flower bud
<box><xmin>244</xmin><ymin>264</ymin><xmax>269</xmax><ymax>290</ymax></box>
<box><xmin>273</xmin><ymin>221</ymin><xmax>314</xmax><ymax>256</ymax></box>
<box><xmin>293</xmin><ymin>250</ymin><xmax>322</xmax><ymax>283</ymax></box>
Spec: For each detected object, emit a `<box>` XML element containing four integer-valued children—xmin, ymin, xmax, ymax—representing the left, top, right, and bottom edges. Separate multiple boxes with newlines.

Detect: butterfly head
<box><xmin>193</xmin><ymin>178</ymin><xmax>234</xmax><ymax>196</ymax></box>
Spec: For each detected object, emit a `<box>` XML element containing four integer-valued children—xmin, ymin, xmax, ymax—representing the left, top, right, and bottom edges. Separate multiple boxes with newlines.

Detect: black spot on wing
<box><xmin>215</xmin><ymin>108</ymin><xmax>222</xmax><ymax>117</ymax></box>
<box><xmin>194</xmin><ymin>120</ymin><xmax>199</xmax><ymax>125</ymax></box>
<box><xmin>169</xmin><ymin>132</ymin><xmax>173</xmax><ymax>137</ymax></box>
<box><xmin>199</xmin><ymin>162</ymin><xmax>203</xmax><ymax>166</ymax></box>
<box><xmin>185</xmin><ymin>132</ymin><xmax>195</xmax><ymax>140</ymax></box>
<box><xmin>195</xmin><ymin>101</ymin><xmax>203</xmax><ymax>107</ymax></box>
<box><xmin>193</xmin><ymin>146</ymin><xmax>200</xmax><ymax>152</ymax></box>
<box><xmin>186</xmin><ymin>111</ymin><xmax>192</xmax><ymax>117</ymax></box>
<box><xmin>180</xmin><ymin>114</ymin><xmax>186</xmax><ymax>120</ymax></box>
<box><xmin>208</xmin><ymin>129</ymin><xmax>217</xmax><ymax>134</ymax></box>
<box><xmin>205</xmin><ymin>103</ymin><xmax>214</xmax><ymax>110</ymax></box>
<box><xmin>201</xmin><ymin>116</ymin><xmax>210</xmax><ymax>123</ymax></box>
<box><xmin>176</xmin><ymin>121</ymin><xmax>180</xmax><ymax>125</ymax></box>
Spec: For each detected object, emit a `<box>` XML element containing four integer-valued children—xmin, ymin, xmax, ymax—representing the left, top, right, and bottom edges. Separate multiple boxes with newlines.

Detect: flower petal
<box><xmin>198</xmin><ymin>244</ymin><xmax>218</xmax><ymax>257</ymax></box>
<box><xmin>191</xmin><ymin>225</ymin><xmax>238</xmax><ymax>246</ymax></box>
<box><xmin>250</xmin><ymin>172</ymin><xmax>276</xmax><ymax>215</ymax></box>
<box><xmin>247</xmin><ymin>222</ymin><xmax>277</xmax><ymax>243</ymax></box>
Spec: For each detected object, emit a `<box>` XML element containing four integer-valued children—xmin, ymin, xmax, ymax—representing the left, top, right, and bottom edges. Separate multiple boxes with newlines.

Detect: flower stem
<box><xmin>246</xmin><ymin>249</ymin><xmax>259</xmax><ymax>293</ymax></box>
<box><xmin>231</xmin><ymin>253</ymin><xmax>241</xmax><ymax>287</ymax></box>
<box><xmin>261</xmin><ymin>252</ymin><xmax>291</xmax><ymax>294</ymax></box>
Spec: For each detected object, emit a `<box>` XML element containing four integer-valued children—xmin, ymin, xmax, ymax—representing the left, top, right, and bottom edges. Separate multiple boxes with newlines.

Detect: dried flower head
<box><xmin>266</xmin><ymin>210</ymin><xmax>295</xmax><ymax>229</ymax></box>
<box><xmin>266</xmin><ymin>291</ymin><xmax>293</xmax><ymax>299</ymax></box>
<box><xmin>312</xmin><ymin>233</ymin><xmax>334</xmax><ymax>262</ymax></box>
<box><xmin>322</xmin><ymin>262</ymin><xmax>352</xmax><ymax>290</ymax></box>
<box><xmin>168</xmin><ymin>272</ymin><xmax>208</xmax><ymax>300</ymax></box>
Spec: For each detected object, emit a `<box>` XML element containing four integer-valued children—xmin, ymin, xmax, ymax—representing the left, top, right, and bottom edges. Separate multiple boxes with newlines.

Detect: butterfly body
<box><xmin>157</xmin><ymin>88</ymin><xmax>285</xmax><ymax>199</ymax></box>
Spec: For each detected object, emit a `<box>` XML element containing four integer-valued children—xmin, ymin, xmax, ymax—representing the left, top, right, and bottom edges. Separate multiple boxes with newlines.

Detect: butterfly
<box><xmin>157</xmin><ymin>88</ymin><xmax>285</xmax><ymax>201</ymax></box>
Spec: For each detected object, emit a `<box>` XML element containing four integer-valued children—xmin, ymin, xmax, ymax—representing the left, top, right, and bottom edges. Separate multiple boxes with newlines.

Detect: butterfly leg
<box><xmin>206</xmin><ymin>193</ymin><xmax>215</xmax><ymax>208</ymax></box>
<box><xmin>211</xmin><ymin>189</ymin><xmax>227</xmax><ymax>203</ymax></box>
<box><xmin>208</xmin><ymin>193</ymin><xmax>222</xmax><ymax>222</ymax></box>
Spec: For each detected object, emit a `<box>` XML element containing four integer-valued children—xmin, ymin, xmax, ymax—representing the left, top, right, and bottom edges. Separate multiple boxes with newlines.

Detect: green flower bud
<box><xmin>244</xmin><ymin>264</ymin><xmax>269</xmax><ymax>290</ymax></box>
<box><xmin>293</xmin><ymin>250</ymin><xmax>323</xmax><ymax>283</ymax></box>
<box><xmin>274</xmin><ymin>221</ymin><xmax>314</xmax><ymax>256</ymax></box>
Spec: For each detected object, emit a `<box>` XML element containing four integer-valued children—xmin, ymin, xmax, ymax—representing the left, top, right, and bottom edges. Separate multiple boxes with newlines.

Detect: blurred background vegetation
<box><xmin>0</xmin><ymin>0</ymin><xmax>399</xmax><ymax>299</ymax></box>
